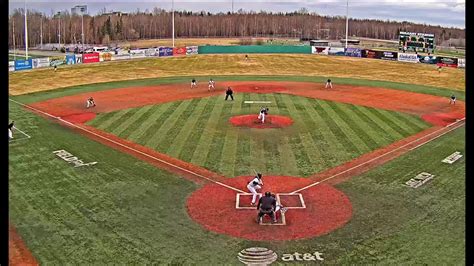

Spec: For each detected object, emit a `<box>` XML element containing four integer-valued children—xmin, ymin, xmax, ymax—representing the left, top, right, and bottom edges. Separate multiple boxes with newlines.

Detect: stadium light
<box><xmin>24</xmin><ymin>0</ymin><xmax>28</xmax><ymax>59</ymax></box>
<box><xmin>172</xmin><ymin>0</ymin><xmax>175</xmax><ymax>47</ymax></box>
<box><xmin>345</xmin><ymin>0</ymin><xmax>349</xmax><ymax>49</ymax></box>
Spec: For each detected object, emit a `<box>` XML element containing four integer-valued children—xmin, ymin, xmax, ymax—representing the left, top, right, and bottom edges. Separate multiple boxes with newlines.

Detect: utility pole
<box><xmin>232</xmin><ymin>0</ymin><xmax>234</xmax><ymax>14</ymax></box>
<box><xmin>345</xmin><ymin>0</ymin><xmax>349</xmax><ymax>49</ymax></box>
<box><xmin>172</xmin><ymin>0</ymin><xmax>175</xmax><ymax>47</ymax></box>
<box><xmin>40</xmin><ymin>13</ymin><xmax>43</xmax><ymax>49</ymax></box>
<box><xmin>24</xmin><ymin>0</ymin><xmax>29</xmax><ymax>59</ymax></box>
<box><xmin>13</xmin><ymin>18</ymin><xmax>16</xmax><ymax>60</ymax></box>
<box><xmin>58</xmin><ymin>11</ymin><xmax>61</xmax><ymax>51</ymax></box>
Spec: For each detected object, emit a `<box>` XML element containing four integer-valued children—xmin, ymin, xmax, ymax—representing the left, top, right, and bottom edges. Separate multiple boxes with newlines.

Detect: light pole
<box><xmin>172</xmin><ymin>0</ymin><xmax>175</xmax><ymax>47</ymax></box>
<box><xmin>24</xmin><ymin>0</ymin><xmax>29</xmax><ymax>59</ymax></box>
<box><xmin>12</xmin><ymin>17</ymin><xmax>16</xmax><ymax>60</ymax></box>
<box><xmin>345</xmin><ymin>0</ymin><xmax>349</xmax><ymax>49</ymax></box>
<box><xmin>81</xmin><ymin>12</ymin><xmax>84</xmax><ymax>54</ymax></box>
<box><xmin>40</xmin><ymin>13</ymin><xmax>43</xmax><ymax>49</ymax></box>
<box><xmin>57</xmin><ymin>11</ymin><xmax>61</xmax><ymax>51</ymax></box>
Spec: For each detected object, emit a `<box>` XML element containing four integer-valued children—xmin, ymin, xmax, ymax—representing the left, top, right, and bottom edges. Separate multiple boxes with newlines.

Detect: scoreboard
<box><xmin>399</xmin><ymin>31</ymin><xmax>435</xmax><ymax>53</ymax></box>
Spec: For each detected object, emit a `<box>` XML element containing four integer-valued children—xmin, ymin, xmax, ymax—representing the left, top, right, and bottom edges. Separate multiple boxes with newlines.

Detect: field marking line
<box><xmin>9</xmin><ymin>98</ymin><xmax>245</xmax><ymax>193</ymax></box>
<box><xmin>290</xmin><ymin>119</ymin><xmax>465</xmax><ymax>194</ymax></box>
<box><xmin>13</xmin><ymin>126</ymin><xmax>32</xmax><ymax>138</ymax></box>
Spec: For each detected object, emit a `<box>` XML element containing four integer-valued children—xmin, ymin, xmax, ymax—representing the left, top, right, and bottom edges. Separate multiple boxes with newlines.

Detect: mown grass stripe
<box><xmin>177</xmin><ymin>97</ymin><xmax>213</xmax><ymax>163</ymax></box>
<box><xmin>131</xmin><ymin>102</ymin><xmax>181</xmax><ymax>143</ymax></box>
<box><xmin>86</xmin><ymin>111</ymin><xmax>115</xmax><ymax>127</ymax></box>
<box><xmin>190</xmin><ymin>97</ymin><xmax>221</xmax><ymax>166</ymax></box>
<box><xmin>203</xmin><ymin>101</ymin><xmax>231</xmax><ymax>173</ymax></box>
<box><xmin>168</xmin><ymin>98</ymin><xmax>210</xmax><ymax>158</ymax></box>
<box><xmin>92</xmin><ymin>109</ymin><xmax>128</xmax><ymax>130</ymax></box>
<box><xmin>347</xmin><ymin>104</ymin><xmax>396</xmax><ymax>144</ymax></box>
<box><xmin>112</xmin><ymin>105</ymin><xmax>154</xmax><ymax>137</ymax></box>
<box><xmin>118</xmin><ymin>105</ymin><xmax>165</xmax><ymax>139</ymax></box>
<box><xmin>327</xmin><ymin>101</ymin><xmax>382</xmax><ymax>150</ymax></box>
<box><xmin>320</xmin><ymin>99</ymin><xmax>371</xmax><ymax>154</ymax></box>
<box><xmin>391</xmin><ymin>111</ymin><xmax>428</xmax><ymax>133</ymax></box>
<box><xmin>355</xmin><ymin>105</ymin><xmax>405</xmax><ymax>141</ymax></box>
<box><xmin>298</xmin><ymin>97</ymin><xmax>346</xmax><ymax>167</ymax></box>
<box><xmin>263</xmin><ymin>135</ymin><xmax>281</xmax><ymax>175</ymax></box>
<box><xmin>370</xmin><ymin>109</ymin><xmax>412</xmax><ymax>137</ymax></box>
<box><xmin>283</xmin><ymin>95</ymin><xmax>322</xmax><ymax>169</ymax></box>
<box><xmin>103</xmin><ymin>108</ymin><xmax>141</xmax><ymax>133</ymax></box>
<box><xmin>217</xmin><ymin>99</ymin><xmax>242</xmax><ymax>177</ymax></box>
<box><xmin>158</xmin><ymin>98</ymin><xmax>201</xmax><ymax>152</ymax></box>
<box><xmin>313</xmin><ymin>100</ymin><xmax>361</xmax><ymax>156</ymax></box>
<box><xmin>277</xmin><ymin>136</ymin><xmax>300</xmax><ymax>176</ymax></box>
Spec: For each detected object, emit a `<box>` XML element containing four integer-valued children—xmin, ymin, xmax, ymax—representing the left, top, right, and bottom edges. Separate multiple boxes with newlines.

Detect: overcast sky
<box><xmin>9</xmin><ymin>0</ymin><xmax>465</xmax><ymax>29</ymax></box>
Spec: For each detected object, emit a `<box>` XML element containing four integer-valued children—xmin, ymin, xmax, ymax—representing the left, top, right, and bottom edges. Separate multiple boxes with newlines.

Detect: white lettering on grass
<box><xmin>53</xmin><ymin>149</ymin><xmax>97</xmax><ymax>168</ymax></box>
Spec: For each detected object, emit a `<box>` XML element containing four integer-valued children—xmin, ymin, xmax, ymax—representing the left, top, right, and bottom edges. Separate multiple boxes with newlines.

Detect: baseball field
<box><xmin>8</xmin><ymin>53</ymin><xmax>465</xmax><ymax>264</ymax></box>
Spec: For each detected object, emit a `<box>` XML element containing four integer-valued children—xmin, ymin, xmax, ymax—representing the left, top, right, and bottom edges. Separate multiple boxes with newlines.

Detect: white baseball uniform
<box><xmin>247</xmin><ymin>177</ymin><xmax>263</xmax><ymax>204</ymax></box>
<box><xmin>208</xmin><ymin>80</ymin><xmax>215</xmax><ymax>90</ymax></box>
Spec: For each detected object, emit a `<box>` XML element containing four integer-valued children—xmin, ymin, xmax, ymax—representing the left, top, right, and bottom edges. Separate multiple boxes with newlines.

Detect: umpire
<box><xmin>257</xmin><ymin>191</ymin><xmax>277</xmax><ymax>223</ymax></box>
<box><xmin>225</xmin><ymin>87</ymin><xmax>234</xmax><ymax>101</ymax></box>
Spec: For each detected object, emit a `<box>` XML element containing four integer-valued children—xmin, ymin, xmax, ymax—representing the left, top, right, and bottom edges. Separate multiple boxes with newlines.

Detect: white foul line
<box><xmin>290</xmin><ymin>119</ymin><xmax>465</xmax><ymax>194</ymax></box>
<box><xmin>9</xmin><ymin>98</ymin><xmax>245</xmax><ymax>193</ymax></box>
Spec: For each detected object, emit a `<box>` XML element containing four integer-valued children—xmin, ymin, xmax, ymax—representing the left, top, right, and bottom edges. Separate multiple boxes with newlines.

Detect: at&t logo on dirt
<box><xmin>238</xmin><ymin>247</ymin><xmax>324</xmax><ymax>265</ymax></box>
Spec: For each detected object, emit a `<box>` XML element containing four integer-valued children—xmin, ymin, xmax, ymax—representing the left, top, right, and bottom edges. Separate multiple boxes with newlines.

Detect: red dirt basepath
<box><xmin>229</xmin><ymin>115</ymin><xmax>294</xmax><ymax>128</ymax></box>
<box><xmin>9</xmin><ymin>224</ymin><xmax>39</xmax><ymax>266</ymax></box>
<box><xmin>186</xmin><ymin>176</ymin><xmax>352</xmax><ymax>241</ymax></box>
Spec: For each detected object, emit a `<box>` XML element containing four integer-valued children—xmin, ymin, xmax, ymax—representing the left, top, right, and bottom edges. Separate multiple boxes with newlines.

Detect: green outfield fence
<box><xmin>197</xmin><ymin>45</ymin><xmax>312</xmax><ymax>54</ymax></box>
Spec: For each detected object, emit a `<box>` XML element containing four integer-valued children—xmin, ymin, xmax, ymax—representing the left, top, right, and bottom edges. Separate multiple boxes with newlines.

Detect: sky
<box><xmin>9</xmin><ymin>0</ymin><xmax>465</xmax><ymax>29</ymax></box>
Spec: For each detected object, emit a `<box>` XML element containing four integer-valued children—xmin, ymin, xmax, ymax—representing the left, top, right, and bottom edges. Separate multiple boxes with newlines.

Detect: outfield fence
<box><xmin>8</xmin><ymin>45</ymin><xmax>465</xmax><ymax>72</ymax></box>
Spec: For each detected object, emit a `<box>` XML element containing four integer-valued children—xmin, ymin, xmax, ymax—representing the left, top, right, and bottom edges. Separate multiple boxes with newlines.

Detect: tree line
<box><xmin>8</xmin><ymin>8</ymin><xmax>465</xmax><ymax>48</ymax></box>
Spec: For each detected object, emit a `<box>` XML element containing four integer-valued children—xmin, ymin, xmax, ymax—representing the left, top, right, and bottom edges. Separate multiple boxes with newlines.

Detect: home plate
<box><xmin>244</xmin><ymin>101</ymin><xmax>272</xmax><ymax>104</ymax></box>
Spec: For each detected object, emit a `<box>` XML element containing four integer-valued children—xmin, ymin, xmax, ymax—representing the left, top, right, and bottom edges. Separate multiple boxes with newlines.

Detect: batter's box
<box><xmin>235</xmin><ymin>193</ymin><xmax>262</xmax><ymax>209</ymax></box>
<box><xmin>276</xmin><ymin>193</ymin><xmax>306</xmax><ymax>209</ymax></box>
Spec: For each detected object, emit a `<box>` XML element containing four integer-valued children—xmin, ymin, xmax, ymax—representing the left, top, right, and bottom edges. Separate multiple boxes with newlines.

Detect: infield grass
<box><xmin>9</xmin><ymin>54</ymin><xmax>465</xmax><ymax>95</ymax></box>
<box><xmin>87</xmin><ymin>93</ymin><xmax>430</xmax><ymax>177</ymax></box>
<box><xmin>9</xmin><ymin>99</ymin><xmax>464</xmax><ymax>264</ymax></box>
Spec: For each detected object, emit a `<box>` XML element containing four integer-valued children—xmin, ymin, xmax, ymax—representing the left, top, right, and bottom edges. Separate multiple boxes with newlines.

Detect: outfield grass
<box><xmin>9</xmin><ymin>99</ymin><xmax>464</xmax><ymax>264</ymax></box>
<box><xmin>86</xmin><ymin>93</ymin><xmax>430</xmax><ymax>177</ymax></box>
<box><xmin>9</xmin><ymin>54</ymin><xmax>465</xmax><ymax>95</ymax></box>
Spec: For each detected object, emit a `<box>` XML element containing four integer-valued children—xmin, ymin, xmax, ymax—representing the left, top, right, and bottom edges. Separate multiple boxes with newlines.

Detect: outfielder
<box><xmin>247</xmin><ymin>173</ymin><xmax>263</xmax><ymax>205</ymax></box>
<box><xmin>258</xmin><ymin>107</ymin><xmax>269</xmax><ymax>124</ymax></box>
<box><xmin>208</xmin><ymin>78</ymin><xmax>215</xmax><ymax>91</ymax></box>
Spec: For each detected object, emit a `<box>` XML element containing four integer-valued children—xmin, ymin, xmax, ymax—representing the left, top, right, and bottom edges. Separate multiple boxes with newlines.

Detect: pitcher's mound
<box><xmin>229</xmin><ymin>115</ymin><xmax>293</xmax><ymax>129</ymax></box>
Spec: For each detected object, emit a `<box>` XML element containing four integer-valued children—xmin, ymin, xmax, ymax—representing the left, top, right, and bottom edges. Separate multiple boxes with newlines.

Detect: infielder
<box><xmin>191</xmin><ymin>78</ymin><xmax>197</xmax><ymax>89</ymax></box>
<box><xmin>8</xmin><ymin>121</ymin><xmax>14</xmax><ymax>139</ymax></box>
<box><xmin>325</xmin><ymin>78</ymin><xmax>333</xmax><ymax>89</ymax></box>
<box><xmin>247</xmin><ymin>173</ymin><xmax>263</xmax><ymax>205</ymax></box>
<box><xmin>450</xmin><ymin>94</ymin><xmax>456</xmax><ymax>105</ymax></box>
<box><xmin>86</xmin><ymin>97</ymin><xmax>96</xmax><ymax>108</ymax></box>
<box><xmin>258</xmin><ymin>107</ymin><xmax>269</xmax><ymax>124</ymax></box>
<box><xmin>208</xmin><ymin>78</ymin><xmax>215</xmax><ymax>91</ymax></box>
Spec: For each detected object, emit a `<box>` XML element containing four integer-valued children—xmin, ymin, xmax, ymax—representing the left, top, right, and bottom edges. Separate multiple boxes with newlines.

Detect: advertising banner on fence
<box><xmin>14</xmin><ymin>59</ymin><xmax>33</xmax><ymax>71</ymax></box>
<box><xmin>159</xmin><ymin>47</ymin><xmax>173</xmax><ymax>57</ymax></box>
<box><xmin>311</xmin><ymin>46</ymin><xmax>329</xmax><ymax>55</ymax></box>
<box><xmin>66</xmin><ymin>54</ymin><xmax>76</xmax><ymax>65</ymax></box>
<box><xmin>362</xmin><ymin>49</ymin><xmax>379</xmax><ymax>59</ymax></box>
<box><xmin>83</xmin><ymin>53</ymin><xmax>100</xmax><ymax>63</ymax></box>
<box><xmin>75</xmin><ymin>54</ymin><xmax>83</xmax><ymax>64</ymax></box>
<box><xmin>344</xmin><ymin>47</ymin><xmax>362</xmax><ymax>57</ymax></box>
<box><xmin>9</xmin><ymin>61</ymin><xmax>15</xmax><ymax>72</ymax></box>
<box><xmin>32</xmin><ymin>57</ymin><xmax>50</xmax><ymax>68</ymax></box>
<box><xmin>186</xmin><ymin>46</ymin><xmax>198</xmax><ymax>55</ymax></box>
<box><xmin>50</xmin><ymin>56</ymin><xmax>66</xmax><ymax>67</ymax></box>
<box><xmin>380</xmin><ymin>51</ymin><xmax>398</xmax><ymax>60</ymax></box>
<box><xmin>397</xmin><ymin>53</ymin><xmax>419</xmax><ymax>63</ymax></box>
<box><xmin>458</xmin><ymin>58</ymin><xmax>465</xmax><ymax>68</ymax></box>
<box><xmin>99</xmin><ymin>52</ymin><xmax>113</xmax><ymax>62</ymax></box>
<box><xmin>418</xmin><ymin>54</ymin><xmax>437</xmax><ymax>64</ymax></box>
<box><xmin>328</xmin><ymin>47</ymin><xmax>345</xmax><ymax>56</ymax></box>
<box><xmin>173</xmin><ymin>47</ymin><xmax>187</xmax><ymax>56</ymax></box>
<box><xmin>436</xmin><ymin>57</ymin><xmax>458</xmax><ymax>67</ymax></box>
<box><xmin>145</xmin><ymin>48</ymin><xmax>159</xmax><ymax>57</ymax></box>
<box><xmin>130</xmin><ymin>49</ymin><xmax>146</xmax><ymax>59</ymax></box>
<box><xmin>111</xmin><ymin>54</ymin><xmax>131</xmax><ymax>60</ymax></box>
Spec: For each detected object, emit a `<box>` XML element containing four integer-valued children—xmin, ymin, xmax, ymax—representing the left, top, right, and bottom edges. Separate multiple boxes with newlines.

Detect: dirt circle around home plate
<box><xmin>186</xmin><ymin>175</ymin><xmax>353</xmax><ymax>241</ymax></box>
